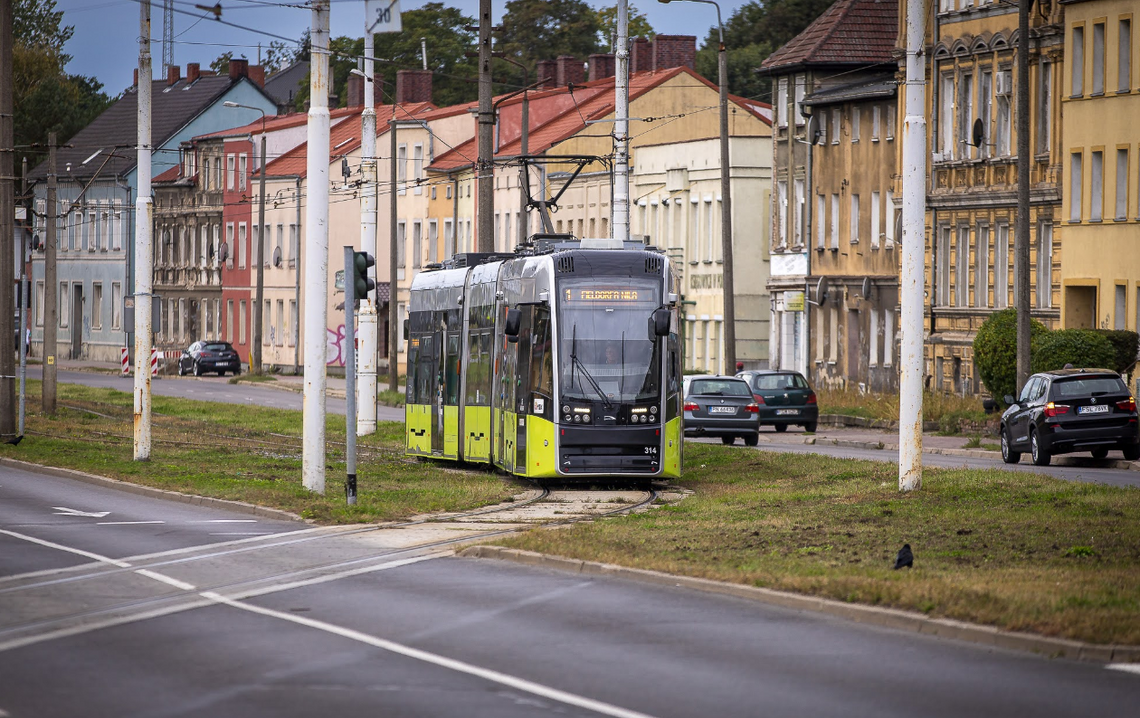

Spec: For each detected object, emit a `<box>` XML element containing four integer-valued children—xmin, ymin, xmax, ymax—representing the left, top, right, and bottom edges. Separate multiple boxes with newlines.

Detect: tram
<box><xmin>404</xmin><ymin>234</ymin><xmax>683</xmax><ymax>483</ymax></box>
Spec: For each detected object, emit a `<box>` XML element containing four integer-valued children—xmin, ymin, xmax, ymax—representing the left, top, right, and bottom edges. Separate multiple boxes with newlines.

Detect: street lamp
<box><xmin>223</xmin><ymin>101</ymin><xmax>268</xmax><ymax>374</ymax></box>
<box><xmin>657</xmin><ymin>0</ymin><xmax>736</xmax><ymax>373</ymax></box>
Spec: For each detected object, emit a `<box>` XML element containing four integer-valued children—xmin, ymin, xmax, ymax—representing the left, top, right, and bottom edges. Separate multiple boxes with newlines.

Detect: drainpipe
<box><xmin>294</xmin><ymin>176</ymin><xmax>302</xmax><ymax>375</ymax></box>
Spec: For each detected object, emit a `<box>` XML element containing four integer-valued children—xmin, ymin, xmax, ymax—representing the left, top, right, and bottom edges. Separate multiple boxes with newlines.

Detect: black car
<box><xmin>683</xmin><ymin>375</ymin><xmax>760</xmax><ymax>446</ymax></box>
<box><xmin>736</xmin><ymin>370</ymin><xmax>819</xmax><ymax>432</ymax></box>
<box><xmin>177</xmin><ymin>341</ymin><xmax>242</xmax><ymax>377</ymax></box>
<box><xmin>1000</xmin><ymin>369</ymin><xmax>1140</xmax><ymax>466</ymax></box>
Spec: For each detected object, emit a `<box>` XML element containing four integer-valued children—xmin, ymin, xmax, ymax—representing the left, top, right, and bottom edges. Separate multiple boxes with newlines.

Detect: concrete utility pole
<box><xmin>358</xmin><ymin>24</ymin><xmax>379</xmax><ymax>436</ymax></box>
<box><xmin>0</xmin><ymin>0</ymin><xmax>14</xmax><ymax>437</ymax></box>
<box><xmin>18</xmin><ymin>157</ymin><xmax>27</xmax><ymax>435</ymax></box>
<box><xmin>476</xmin><ymin>0</ymin><xmax>494</xmax><ymax>252</ymax></box>
<box><xmin>43</xmin><ymin>135</ymin><xmax>58</xmax><ymax>414</ymax></box>
<box><xmin>389</xmin><ymin>110</ymin><xmax>398</xmax><ymax>394</ymax></box>
<box><xmin>133</xmin><ymin>1</ymin><xmax>154</xmax><ymax>461</ymax></box>
<box><xmin>302</xmin><ymin>0</ymin><xmax>331</xmax><ymax>494</ymax></box>
<box><xmin>1015</xmin><ymin>0</ymin><xmax>1031</xmax><ymax>393</ymax></box>
<box><xmin>613</xmin><ymin>0</ymin><xmax>630</xmax><ymax>244</ymax></box>
<box><xmin>898</xmin><ymin>0</ymin><xmax>927</xmax><ymax>492</ymax></box>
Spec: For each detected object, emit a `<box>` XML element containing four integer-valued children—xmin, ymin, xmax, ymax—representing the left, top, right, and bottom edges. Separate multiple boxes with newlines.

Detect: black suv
<box><xmin>1000</xmin><ymin>369</ymin><xmax>1139</xmax><ymax>466</ymax></box>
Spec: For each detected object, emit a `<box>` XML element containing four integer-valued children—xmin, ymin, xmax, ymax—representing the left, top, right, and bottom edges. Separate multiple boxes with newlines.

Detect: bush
<box><xmin>973</xmin><ymin>309</ymin><xmax>1048</xmax><ymax>402</ymax></box>
<box><xmin>1093</xmin><ymin>330</ymin><xmax>1140</xmax><ymax>377</ymax></box>
<box><xmin>1030</xmin><ymin>329</ymin><xmax>1117</xmax><ymax>374</ymax></box>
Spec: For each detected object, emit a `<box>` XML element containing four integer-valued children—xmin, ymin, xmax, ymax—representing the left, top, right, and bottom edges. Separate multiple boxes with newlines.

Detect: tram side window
<box><xmin>415</xmin><ymin>335</ymin><xmax>435</xmax><ymax>404</ymax></box>
<box><xmin>405</xmin><ymin>339</ymin><xmax>419</xmax><ymax>403</ymax></box>
<box><xmin>445</xmin><ymin>333</ymin><xmax>460</xmax><ymax>405</ymax></box>
<box><xmin>465</xmin><ymin>329</ymin><xmax>492</xmax><ymax>406</ymax></box>
<box><xmin>530</xmin><ymin>307</ymin><xmax>553</xmax><ymax>399</ymax></box>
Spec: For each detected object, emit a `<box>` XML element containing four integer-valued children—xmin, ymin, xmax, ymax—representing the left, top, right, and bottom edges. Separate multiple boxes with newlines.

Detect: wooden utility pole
<box><xmin>476</xmin><ymin>0</ymin><xmax>493</xmax><ymax>252</ymax></box>
<box><xmin>1014</xmin><ymin>0</ymin><xmax>1032</xmax><ymax>393</ymax></box>
<box><xmin>43</xmin><ymin>134</ymin><xmax>58</xmax><ymax>413</ymax></box>
<box><xmin>0</xmin><ymin>0</ymin><xmax>15</xmax><ymax>436</ymax></box>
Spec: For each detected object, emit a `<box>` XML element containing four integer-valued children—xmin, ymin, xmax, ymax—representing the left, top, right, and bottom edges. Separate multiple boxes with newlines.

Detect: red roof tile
<box><xmin>760</xmin><ymin>0</ymin><xmax>898</xmax><ymax>72</ymax></box>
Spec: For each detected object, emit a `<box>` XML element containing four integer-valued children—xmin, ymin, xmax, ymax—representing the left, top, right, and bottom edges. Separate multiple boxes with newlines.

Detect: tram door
<box><xmin>432</xmin><ymin>322</ymin><xmax>445</xmax><ymax>455</ymax></box>
<box><xmin>513</xmin><ymin>307</ymin><xmax>533</xmax><ymax>471</ymax></box>
<box><xmin>495</xmin><ymin>308</ymin><xmax>518</xmax><ymax>471</ymax></box>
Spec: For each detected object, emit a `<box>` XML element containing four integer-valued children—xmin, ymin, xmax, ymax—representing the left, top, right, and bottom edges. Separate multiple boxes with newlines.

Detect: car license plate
<box><xmin>709</xmin><ymin>406</ymin><xmax>736</xmax><ymax>414</ymax></box>
<box><xmin>1078</xmin><ymin>404</ymin><xmax>1109</xmax><ymax>414</ymax></box>
<box><xmin>775</xmin><ymin>409</ymin><xmax>800</xmax><ymax>416</ymax></box>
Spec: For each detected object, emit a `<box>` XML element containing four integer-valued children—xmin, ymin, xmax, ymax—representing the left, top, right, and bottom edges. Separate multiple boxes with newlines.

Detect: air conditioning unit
<box><xmin>995</xmin><ymin>71</ymin><xmax>1012</xmax><ymax>96</ymax></box>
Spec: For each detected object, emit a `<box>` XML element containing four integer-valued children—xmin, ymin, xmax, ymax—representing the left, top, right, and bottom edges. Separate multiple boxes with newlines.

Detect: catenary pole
<box><xmin>43</xmin><ymin>134</ymin><xmax>58</xmax><ymax>414</ymax></box>
<box><xmin>358</xmin><ymin>25</ymin><xmax>379</xmax><ymax>435</ymax></box>
<box><xmin>388</xmin><ymin>110</ymin><xmax>398</xmax><ymax>394</ymax></box>
<box><xmin>18</xmin><ymin>157</ymin><xmax>27</xmax><ymax>436</ymax></box>
<box><xmin>899</xmin><ymin>0</ymin><xmax>927</xmax><ymax>491</ymax></box>
<box><xmin>343</xmin><ymin>246</ymin><xmax>358</xmax><ymax>505</ymax></box>
<box><xmin>1015</xmin><ymin>0</ymin><xmax>1031</xmax><ymax>393</ymax></box>
<box><xmin>476</xmin><ymin>0</ymin><xmax>493</xmax><ymax>252</ymax></box>
<box><xmin>613</xmin><ymin>0</ymin><xmax>629</xmax><ymax>244</ymax></box>
<box><xmin>0</xmin><ymin>0</ymin><xmax>14</xmax><ymax>437</ymax></box>
<box><xmin>303</xmin><ymin>0</ymin><xmax>331</xmax><ymax>493</ymax></box>
<box><xmin>133</xmin><ymin>0</ymin><xmax>154</xmax><ymax>461</ymax></box>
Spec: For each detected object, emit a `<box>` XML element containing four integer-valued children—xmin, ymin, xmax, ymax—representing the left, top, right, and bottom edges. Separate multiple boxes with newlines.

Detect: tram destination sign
<box><xmin>564</xmin><ymin>287</ymin><xmax>644</xmax><ymax>302</ymax></box>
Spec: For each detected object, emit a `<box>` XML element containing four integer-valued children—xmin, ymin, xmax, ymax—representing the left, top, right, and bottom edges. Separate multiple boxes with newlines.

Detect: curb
<box><xmin>798</xmin><ymin>437</ymin><xmax>1140</xmax><ymax>471</ymax></box>
<box><xmin>459</xmin><ymin>546</ymin><xmax>1140</xmax><ymax>664</ymax></box>
<box><xmin>0</xmin><ymin>457</ymin><xmax>307</xmax><ymax>523</ymax></box>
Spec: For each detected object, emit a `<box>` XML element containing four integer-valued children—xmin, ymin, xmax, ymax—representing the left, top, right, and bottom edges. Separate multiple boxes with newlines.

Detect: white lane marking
<box><xmin>203</xmin><ymin>589</ymin><xmax>660</xmax><ymax>718</ymax></box>
<box><xmin>97</xmin><ymin>521</ymin><xmax>165</xmax><ymax>526</ymax></box>
<box><xmin>121</xmin><ymin>527</ymin><xmax>329</xmax><ymax>563</ymax></box>
<box><xmin>192</xmin><ymin>519</ymin><xmax>257</xmax><ymax>524</ymax></box>
<box><xmin>0</xmin><ymin>529</ymin><xmax>131</xmax><ymax>568</ymax></box>
<box><xmin>51</xmin><ymin>506</ymin><xmax>110</xmax><ymax>518</ymax></box>
<box><xmin>224</xmin><ymin>553</ymin><xmax>446</xmax><ymax>601</ymax></box>
<box><xmin>209</xmin><ymin>532</ymin><xmax>273</xmax><ymax>536</ymax></box>
<box><xmin>134</xmin><ymin>569</ymin><xmax>197</xmax><ymax>592</ymax></box>
<box><xmin>1107</xmin><ymin>664</ymin><xmax>1140</xmax><ymax>675</ymax></box>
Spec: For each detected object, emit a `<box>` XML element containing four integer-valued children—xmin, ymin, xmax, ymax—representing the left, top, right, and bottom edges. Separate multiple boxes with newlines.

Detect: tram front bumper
<box><xmin>558</xmin><ymin>425</ymin><xmax>663</xmax><ymax>474</ymax></box>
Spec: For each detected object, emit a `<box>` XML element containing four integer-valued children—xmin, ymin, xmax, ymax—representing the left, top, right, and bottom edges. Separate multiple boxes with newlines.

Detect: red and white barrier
<box><xmin>150</xmin><ymin>348</ymin><xmax>160</xmax><ymax>377</ymax></box>
<box><xmin>121</xmin><ymin>347</ymin><xmax>130</xmax><ymax>375</ymax></box>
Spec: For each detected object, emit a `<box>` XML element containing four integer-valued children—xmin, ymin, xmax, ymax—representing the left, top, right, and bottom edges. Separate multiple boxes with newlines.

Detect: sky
<box><xmin>56</xmin><ymin>0</ymin><xmax>754</xmax><ymax>95</ymax></box>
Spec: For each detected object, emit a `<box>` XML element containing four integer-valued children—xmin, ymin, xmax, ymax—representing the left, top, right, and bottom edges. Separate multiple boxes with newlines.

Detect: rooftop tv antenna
<box><xmin>162</xmin><ymin>0</ymin><xmax>174</xmax><ymax>75</ymax></box>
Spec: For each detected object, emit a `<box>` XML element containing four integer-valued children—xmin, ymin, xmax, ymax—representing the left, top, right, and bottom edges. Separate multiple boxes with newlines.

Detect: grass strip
<box><xmin>2</xmin><ymin>381</ymin><xmax>513</xmax><ymax>524</ymax></box>
<box><xmin>498</xmin><ymin>442</ymin><xmax>1140</xmax><ymax>646</ymax></box>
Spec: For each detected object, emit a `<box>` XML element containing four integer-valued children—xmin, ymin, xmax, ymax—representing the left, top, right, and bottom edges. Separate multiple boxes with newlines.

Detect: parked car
<box><xmin>736</xmin><ymin>370</ymin><xmax>819</xmax><ymax>433</ymax></box>
<box><xmin>177</xmin><ymin>341</ymin><xmax>242</xmax><ymax>377</ymax></box>
<box><xmin>1000</xmin><ymin>369</ymin><xmax>1139</xmax><ymax>466</ymax></box>
<box><xmin>683</xmin><ymin>375</ymin><xmax>760</xmax><ymax>446</ymax></box>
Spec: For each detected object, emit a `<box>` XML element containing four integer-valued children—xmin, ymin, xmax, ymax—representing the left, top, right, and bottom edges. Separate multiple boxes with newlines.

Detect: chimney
<box><xmin>631</xmin><ymin>37</ymin><xmax>652</xmax><ymax>73</ymax></box>
<box><xmin>229</xmin><ymin>58</ymin><xmax>249</xmax><ymax>81</ymax></box>
<box><xmin>395</xmin><ymin>69</ymin><xmax>432</xmax><ymax>104</ymax></box>
<box><xmin>248</xmin><ymin>64</ymin><xmax>265</xmax><ymax>88</ymax></box>
<box><xmin>187</xmin><ymin>62</ymin><xmax>200</xmax><ymax>84</ymax></box>
<box><xmin>536</xmin><ymin>60</ymin><xmax>557</xmax><ymax>89</ymax></box>
<box><xmin>167</xmin><ymin>65</ymin><xmax>181</xmax><ymax>85</ymax></box>
<box><xmin>652</xmin><ymin>36</ymin><xmax>697</xmax><ymax>71</ymax></box>
<box><xmin>346</xmin><ymin>74</ymin><xmax>364</xmax><ymax>108</ymax></box>
<box><xmin>555</xmin><ymin>56</ymin><xmax>584</xmax><ymax>87</ymax></box>
<box><xmin>588</xmin><ymin>54</ymin><xmax>615</xmax><ymax>82</ymax></box>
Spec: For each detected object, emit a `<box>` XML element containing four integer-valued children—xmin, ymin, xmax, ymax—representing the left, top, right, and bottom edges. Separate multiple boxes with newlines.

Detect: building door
<box><xmin>1064</xmin><ymin>286</ymin><xmax>1097</xmax><ymax>329</ymax></box>
<box><xmin>847</xmin><ymin>308</ymin><xmax>860</xmax><ymax>380</ymax></box>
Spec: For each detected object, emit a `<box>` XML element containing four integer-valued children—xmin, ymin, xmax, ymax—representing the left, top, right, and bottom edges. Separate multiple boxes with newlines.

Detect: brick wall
<box><xmin>588</xmin><ymin>54</ymin><xmax>616</xmax><ymax>82</ymax></box>
<box><xmin>396</xmin><ymin>70</ymin><xmax>432</xmax><ymax>104</ymax></box>
<box><xmin>652</xmin><ymin>35</ymin><xmax>696</xmax><ymax>71</ymax></box>
<box><xmin>555</xmin><ymin>56</ymin><xmax>585</xmax><ymax>87</ymax></box>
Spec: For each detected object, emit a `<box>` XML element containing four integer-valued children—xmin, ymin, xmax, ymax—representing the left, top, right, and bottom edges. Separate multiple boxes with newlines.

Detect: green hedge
<box><xmin>1093</xmin><ymin>329</ymin><xmax>1140</xmax><ymax>377</ymax></box>
<box><xmin>1030</xmin><ymin>329</ymin><xmax>1117</xmax><ymax>374</ymax></box>
<box><xmin>973</xmin><ymin>309</ymin><xmax>1048</xmax><ymax>401</ymax></box>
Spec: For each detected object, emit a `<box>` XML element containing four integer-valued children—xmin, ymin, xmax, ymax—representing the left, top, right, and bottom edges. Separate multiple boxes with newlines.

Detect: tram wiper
<box><xmin>570</xmin><ymin>324</ymin><xmax>612</xmax><ymax>409</ymax></box>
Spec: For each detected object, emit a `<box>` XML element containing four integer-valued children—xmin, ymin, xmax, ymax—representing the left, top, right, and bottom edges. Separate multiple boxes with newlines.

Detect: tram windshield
<box><xmin>557</xmin><ymin>278</ymin><xmax>662</xmax><ymax>404</ymax></box>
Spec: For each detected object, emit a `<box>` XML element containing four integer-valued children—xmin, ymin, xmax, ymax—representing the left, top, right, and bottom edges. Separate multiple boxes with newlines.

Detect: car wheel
<box><xmin>193</xmin><ymin>361</ymin><xmax>202</xmax><ymax>377</ymax></box>
<box><xmin>774</xmin><ymin>424</ymin><xmax>787</xmax><ymax>433</ymax></box>
<box><xmin>1090</xmin><ymin>448</ymin><xmax>1109</xmax><ymax>460</ymax></box>
<box><xmin>1123</xmin><ymin>445</ymin><xmax>1140</xmax><ymax>461</ymax></box>
<box><xmin>1000</xmin><ymin>428</ymin><xmax>1021</xmax><ymax>464</ymax></box>
<box><xmin>803</xmin><ymin>422</ymin><xmax>817</xmax><ymax>433</ymax></box>
<box><xmin>1031</xmin><ymin>431</ymin><xmax>1051</xmax><ymax>466</ymax></box>
<box><xmin>743</xmin><ymin>433</ymin><xmax>759</xmax><ymax>447</ymax></box>
<box><xmin>721</xmin><ymin>436</ymin><xmax>735</xmax><ymax>445</ymax></box>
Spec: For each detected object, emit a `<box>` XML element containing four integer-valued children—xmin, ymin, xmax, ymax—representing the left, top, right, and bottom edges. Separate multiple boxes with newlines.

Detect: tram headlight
<box><xmin>649</xmin><ymin>405</ymin><xmax>657</xmax><ymax>415</ymax></box>
<box><xmin>562</xmin><ymin>405</ymin><xmax>570</xmax><ymax>414</ymax></box>
<box><xmin>574</xmin><ymin>415</ymin><xmax>581</xmax><ymax>423</ymax></box>
<box><xmin>564</xmin><ymin>414</ymin><xmax>572</xmax><ymax>422</ymax></box>
<box><xmin>583</xmin><ymin>414</ymin><xmax>591</xmax><ymax>423</ymax></box>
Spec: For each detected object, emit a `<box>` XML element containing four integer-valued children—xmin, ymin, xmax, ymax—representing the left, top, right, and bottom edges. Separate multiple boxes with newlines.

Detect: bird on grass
<box><xmin>3</xmin><ymin>435</ymin><xmax>23</xmax><ymax>446</ymax></box>
<box><xmin>894</xmin><ymin>544</ymin><xmax>913</xmax><ymax>570</ymax></box>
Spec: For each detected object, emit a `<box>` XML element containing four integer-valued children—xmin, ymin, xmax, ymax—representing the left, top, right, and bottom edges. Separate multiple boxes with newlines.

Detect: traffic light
<box><xmin>352</xmin><ymin>251</ymin><xmax>376</xmax><ymax>300</ymax></box>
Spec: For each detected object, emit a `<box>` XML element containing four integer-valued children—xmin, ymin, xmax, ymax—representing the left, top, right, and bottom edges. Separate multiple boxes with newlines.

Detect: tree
<box><xmin>595</xmin><ymin>5</ymin><xmax>655</xmax><ymax>49</ymax></box>
<box><xmin>498</xmin><ymin>0</ymin><xmax>604</xmax><ymax>75</ymax></box>
<box><xmin>973</xmin><ymin>309</ymin><xmax>1048</xmax><ymax>403</ymax></box>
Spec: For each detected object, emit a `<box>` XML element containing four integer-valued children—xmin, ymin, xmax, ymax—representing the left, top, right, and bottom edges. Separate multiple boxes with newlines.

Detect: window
<box><xmin>959</xmin><ymin>73</ymin><xmax>974</xmax><ymax>158</ymax></box>
<box><xmin>828</xmin><ymin>306</ymin><xmax>838</xmax><ymax>362</ymax></box>
<box><xmin>226</xmin><ymin>299</ymin><xmax>234</xmax><ymax>343</ymax></box>
<box><xmin>412</xmin><ymin>220</ymin><xmax>422</xmax><ymax>268</ymax></box>
<box><xmin>830</xmin><ymin>194</ymin><xmax>839</xmax><ymax>249</ymax></box>
<box><xmin>869</xmin><ymin>310</ymin><xmax>879</xmax><ymax>367</ymax></box>
<box><xmin>91</xmin><ymin>205</ymin><xmax>101</xmax><ymax>251</ymax></box>
<box><xmin>289</xmin><ymin>299</ymin><xmax>298</xmax><ymax>347</ymax></box>
<box><xmin>777</xmin><ymin>77</ymin><xmax>788</xmax><ymax>128</ymax></box>
<box><xmin>831</xmin><ymin>108</ymin><xmax>840</xmax><ymax>144</ymax></box>
<box><xmin>428</xmin><ymin>219</ymin><xmax>438</xmax><ymax>262</ymax></box>
<box><xmin>940</xmin><ymin>74</ymin><xmax>954</xmax><ymax>158</ymax></box>
<box><xmin>397</xmin><ymin>144</ymin><xmax>407</xmax><ymax>193</ymax></box>
<box><xmin>226</xmin><ymin>222</ymin><xmax>235</xmax><ymax>266</ymax></box>
<box><xmin>111</xmin><ymin>282</ymin><xmax>121</xmax><ymax>329</ymax></box>
<box><xmin>92</xmin><ymin>282</ymin><xmax>103</xmax><ymax>330</ymax></box>
<box><xmin>886</xmin><ymin>192</ymin><xmax>896</xmax><ymax>248</ymax></box>
<box><xmin>81</xmin><ymin>210</ymin><xmax>90</xmax><ymax>250</ymax></box>
<box><xmin>238</xmin><ymin>222</ymin><xmax>248</xmax><ymax>268</ymax></box>
<box><xmin>273</xmin><ymin>223</ymin><xmax>282</xmax><ymax>267</ymax></box>
<box><xmin>937</xmin><ymin>226</ymin><xmax>951</xmax><ymax>305</ymax></box>
<box><xmin>239</xmin><ymin>300</ymin><xmax>247</xmax><ymax>345</ymax></box>
<box><xmin>1120</xmin><ymin>19</ymin><xmax>1133</xmax><ymax>93</ymax></box>
<box><xmin>1070</xmin><ymin>152</ymin><xmax>1083</xmax><ymax>221</ymax></box>
<box><xmin>264</xmin><ymin>300</ymin><xmax>272</xmax><ymax>346</ymax></box>
<box><xmin>203</xmin><ymin>158</ymin><xmax>211</xmax><ymax>190</ymax></box>
<box><xmin>396</xmin><ymin>221</ymin><xmax>406</xmax><ymax>275</ymax></box>
<box><xmin>1115</xmin><ymin>285</ymin><xmax>1126</xmax><ymax>330</ymax></box>
<box><xmin>1091</xmin><ymin>150</ymin><xmax>1104</xmax><ymax>221</ymax></box>
<box><xmin>412</xmin><ymin>143</ymin><xmax>424</xmax><ymax>194</ymax></box>
<box><xmin>1072</xmin><ymin>25</ymin><xmax>1085</xmax><ymax>96</ymax></box>
<box><xmin>956</xmin><ymin>226</ymin><xmax>970</xmax><ymax>306</ymax></box>
<box><xmin>226</xmin><ymin>154</ymin><xmax>235</xmax><ymax>190</ymax></box>
<box><xmin>974</xmin><ymin>223</ymin><xmax>989</xmax><ymax>308</ymax></box>
<box><xmin>816</xmin><ymin>194</ymin><xmax>826</xmax><ymax>249</ymax></box>
<box><xmin>871</xmin><ymin>191</ymin><xmax>881</xmax><ymax>249</ymax></box>
<box><xmin>980</xmin><ymin>71</ymin><xmax>993</xmax><ymax>159</ymax></box>
<box><xmin>793</xmin><ymin>179</ymin><xmax>804</xmax><ymax>246</ymax></box>
<box><xmin>794</xmin><ymin>74</ymin><xmax>805</xmax><ymax>126</ymax></box>
<box><xmin>239</xmin><ymin>153</ymin><xmax>247</xmax><ymax>191</ymax></box>
<box><xmin>60</xmin><ymin>282</ymin><xmax>68</xmax><ymax>327</ymax></box>
<box><xmin>850</xmin><ymin>194</ymin><xmax>860</xmax><ymax>244</ymax></box>
<box><xmin>1036</xmin><ymin>221</ymin><xmax>1053</xmax><ymax>308</ymax></box>
<box><xmin>1117</xmin><ymin>148</ymin><xmax>1130</xmax><ymax>220</ymax></box>
<box><xmin>851</xmin><ymin>107</ymin><xmax>860</xmax><ymax>142</ymax></box>
<box><xmin>886</xmin><ymin>108</ymin><xmax>895</xmax><ymax>140</ymax></box>
<box><xmin>444</xmin><ymin>219</ymin><xmax>454</xmax><ymax>258</ymax></box>
<box><xmin>776</xmin><ymin>180</ymin><xmax>788</xmax><ymax>247</ymax></box>
<box><xmin>66</xmin><ymin>210</ymin><xmax>75</xmax><ymax>251</ymax></box>
<box><xmin>35</xmin><ymin>281</ymin><xmax>44</xmax><ymax>326</ymax></box>
<box><xmin>1037</xmin><ymin>62</ymin><xmax>1052</xmax><ymax>155</ymax></box>
<box><xmin>995</xmin><ymin>223</ymin><xmax>1010</xmax><ymax>308</ymax></box>
<box><xmin>883</xmin><ymin>310</ymin><xmax>894</xmax><ymax>366</ymax></box>
<box><xmin>818</xmin><ymin>113</ymin><xmax>827</xmax><ymax>144</ymax></box>
<box><xmin>289</xmin><ymin>224</ymin><xmax>298</xmax><ymax>267</ymax></box>
<box><xmin>996</xmin><ymin>83</ymin><xmax>1011</xmax><ymax>156</ymax></box>
<box><xmin>872</xmin><ymin>105</ymin><xmax>881</xmax><ymax>141</ymax></box>
<box><xmin>1093</xmin><ymin>22</ymin><xmax>1105</xmax><ymax>94</ymax></box>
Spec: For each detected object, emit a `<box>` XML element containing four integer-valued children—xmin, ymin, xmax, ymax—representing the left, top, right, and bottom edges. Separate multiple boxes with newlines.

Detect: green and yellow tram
<box><xmin>405</xmin><ymin>235</ymin><xmax>683</xmax><ymax>483</ymax></box>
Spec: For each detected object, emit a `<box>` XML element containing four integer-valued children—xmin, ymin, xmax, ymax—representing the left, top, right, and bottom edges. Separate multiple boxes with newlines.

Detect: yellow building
<box><xmin>922</xmin><ymin>0</ymin><xmax>1065</xmax><ymax>394</ymax></box>
<box><xmin>1060</xmin><ymin>0</ymin><xmax>1140</xmax><ymax>335</ymax></box>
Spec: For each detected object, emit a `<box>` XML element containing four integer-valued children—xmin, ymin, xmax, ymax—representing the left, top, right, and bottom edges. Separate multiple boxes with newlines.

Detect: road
<box><xmin>3</xmin><ymin>463</ymin><xmax>1140</xmax><ymax>717</ymax></box>
<box><xmin>22</xmin><ymin>366</ymin><xmax>404</xmax><ymax>422</ymax></box>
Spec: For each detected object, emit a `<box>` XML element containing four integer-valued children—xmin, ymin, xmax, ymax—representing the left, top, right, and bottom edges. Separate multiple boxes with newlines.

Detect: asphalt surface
<box><xmin>4</xmin><ymin>462</ymin><xmax>1140</xmax><ymax>717</ymax></box>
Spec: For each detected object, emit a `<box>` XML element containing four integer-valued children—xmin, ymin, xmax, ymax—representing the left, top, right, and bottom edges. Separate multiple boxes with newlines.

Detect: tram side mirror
<box><xmin>504</xmin><ymin>308</ymin><xmax>522</xmax><ymax>338</ymax></box>
<box><xmin>402</xmin><ymin>319</ymin><xmax>409</xmax><ymax>338</ymax></box>
<box><xmin>651</xmin><ymin>307</ymin><xmax>671</xmax><ymax>337</ymax></box>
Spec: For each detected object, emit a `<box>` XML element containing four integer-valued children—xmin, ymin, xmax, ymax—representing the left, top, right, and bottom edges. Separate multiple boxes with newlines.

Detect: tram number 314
<box><xmin>644</xmin><ymin>447</ymin><xmax>658</xmax><ymax>455</ymax></box>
